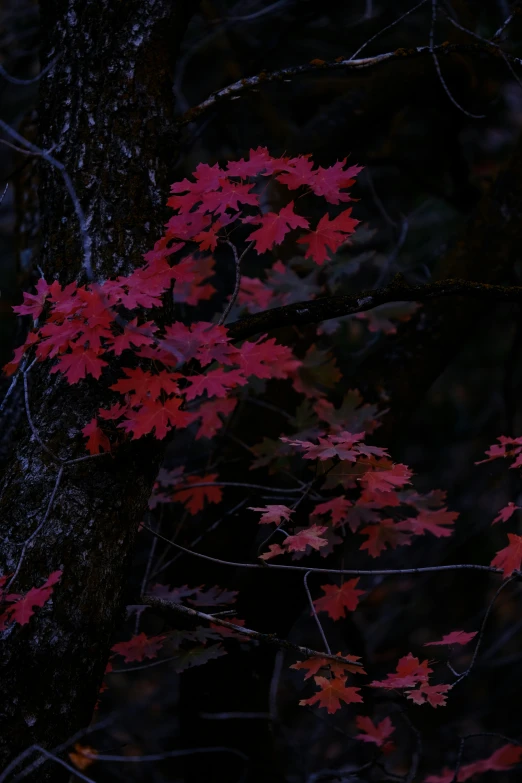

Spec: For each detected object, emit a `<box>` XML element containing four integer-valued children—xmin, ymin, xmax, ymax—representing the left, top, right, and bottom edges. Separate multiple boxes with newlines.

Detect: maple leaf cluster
<box><xmin>5</xmin><ymin>148</ymin><xmax>365</xmax><ymax>455</ymax></box>
<box><xmin>8</xmin><ymin>147</ymin><xmax>522</xmax><ymax>772</ymax></box>
<box><xmin>291</xmin><ymin>653</ymin><xmax>365</xmax><ymax>714</ymax></box>
<box><xmin>370</xmin><ymin>652</ymin><xmax>451</xmax><ymax>708</ymax></box>
<box><xmin>7</xmin><ymin>278</ymin><xmax>301</xmax><ymax>448</ymax></box>
<box><xmin>106</xmin><ymin>582</ymin><xmax>244</xmax><ymax>683</ymax></box>
<box><xmin>475</xmin><ymin>437</ymin><xmax>522</xmax><ymax>578</ymax></box>
<box><xmin>248</xmin><ymin>430</ymin><xmax>458</xmax><ymax>562</ymax></box>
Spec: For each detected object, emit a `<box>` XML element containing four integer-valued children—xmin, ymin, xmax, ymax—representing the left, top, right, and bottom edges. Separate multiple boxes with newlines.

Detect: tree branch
<box><xmin>227</xmin><ymin>277</ymin><xmax>522</xmax><ymax>340</ymax></box>
<box><xmin>179</xmin><ymin>42</ymin><xmax>517</xmax><ymax>127</ymax></box>
<box><xmin>143</xmin><ymin>596</ymin><xmax>365</xmax><ymax>668</ymax></box>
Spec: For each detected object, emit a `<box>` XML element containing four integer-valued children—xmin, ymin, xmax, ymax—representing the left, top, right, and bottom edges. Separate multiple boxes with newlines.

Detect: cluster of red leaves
<box><xmin>5</xmin><ymin>148</ymin><xmax>363</xmax><ymax>454</ymax></box>
<box><xmin>6</xmin><ymin>277</ymin><xmax>300</xmax><ymax>448</ymax></box>
<box><xmin>370</xmin><ymin>652</ymin><xmax>451</xmax><ymax>708</ymax></box>
<box><xmin>108</xmin><ymin>582</ymin><xmax>245</xmax><ymax>670</ymax></box>
<box><xmin>7</xmin><ymin>148</ymin><xmax>522</xmax><ymax>779</ymax></box>
<box><xmin>0</xmin><ymin>570</ymin><xmax>62</xmax><ymax>630</ymax></box>
<box><xmin>476</xmin><ymin>437</ymin><xmax>522</xmax><ymax>578</ymax></box>
<box><xmin>291</xmin><ymin>653</ymin><xmax>365</xmax><ymax>714</ymax></box>
<box><xmin>248</xmin><ymin>432</ymin><xmax>458</xmax><ymax>562</ymax></box>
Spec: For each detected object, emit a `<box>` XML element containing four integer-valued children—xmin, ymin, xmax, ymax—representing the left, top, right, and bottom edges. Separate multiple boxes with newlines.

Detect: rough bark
<box><xmin>0</xmin><ymin>0</ymin><xmax>195</xmax><ymax>774</ymax></box>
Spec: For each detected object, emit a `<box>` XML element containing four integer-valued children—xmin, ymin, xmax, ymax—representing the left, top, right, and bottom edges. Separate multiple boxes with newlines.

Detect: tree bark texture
<box><xmin>0</xmin><ymin>0</ymin><xmax>194</xmax><ymax>774</ymax></box>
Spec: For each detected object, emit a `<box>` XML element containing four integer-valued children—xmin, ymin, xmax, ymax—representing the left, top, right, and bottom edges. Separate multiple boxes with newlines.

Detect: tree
<box><xmin>2</xmin><ymin>2</ymin><xmax>522</xmax><ymax>782</ymax></box>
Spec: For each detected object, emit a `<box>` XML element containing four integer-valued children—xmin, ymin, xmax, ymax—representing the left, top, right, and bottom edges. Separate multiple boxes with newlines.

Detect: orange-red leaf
<box><xmin>300</xmin><ymin>676</ymin><xmax>363</xmax><ymax>713</ymax></box>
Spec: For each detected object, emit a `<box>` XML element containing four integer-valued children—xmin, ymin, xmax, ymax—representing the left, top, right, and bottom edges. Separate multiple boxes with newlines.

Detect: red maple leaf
<box><xmin>310</xmin><ymin>160</ymin><xmax>363</xmax><ymax>204</ymax></box>
<box><xmin>297</xmin><ymin>208</ymin><xmax>359</xmax><ymax>264</ymax></box>
<box><xmin>51</xmin><ymin>348</ymin><xmax>108</xmax><ymax>384</ymax></box>
<box><xmin>313</xmin><ymin>580</ymin><xmax>365</xmax><ymax>620</ymax></box>
<box><xmin>406</xmin><ymin>682</ymin><xmax>452</xmax><ymax>708</ymax></box>
<box><xmin>311</xmin><ymin>497</ymin><xmax>352</xmax><ymax>526</ymax></box>
<box><xmin>291</xmin><ymin>653</ymin><xmax>364</xmax><ymax>679</ymax></box>
<box><xmin>193</xmin><ymin>398</ymin><xmax>237</xmax><ymax>440</ymax></box>
<box><xmin>491</xmin><ymin>532</ymin><xmax>522</xmax><ymax>577</ymax></box>
<box><xmin>82</xmin><ymin>418</ymin><xmax>110</xmax><ymax>455</ymax></box>
<box><xmin>13</xmin><ymin>278</ymin><xmax>50</xmax><ymax>319</ymax></box>
<box><xmin>183</xmin><ymin>368</ymin><xmax>247</xmax><ymax>401</ymax></box>
<box><xmin>275</xmin><ymin>155</ymin><xmax>315</xmax><ymax>191</ymax></box>
<box><xmin>168</xmin><ymin>161</ymin><xmax>224</xmax><ymax>212</ymax></box>
<box><xmin>370</xmin><ymin>653</ymin><xmax>432</xmax><ymax>690</ymax></box>
<box><xmin>110</xmin><ymin>368</ymin><xmax>181</xmax><ymax>405</ymax></box>
<box><xmin>245</xmin><ymin>201</ymin><xmax>309</xmax><ymax>253</ymax></box>
<box><xmin>108</xmin><ymin>319</ymin><xmax>157</xmax><ymax>356</ymax></box>
<box><xmin>476</xmin><ymin>435</ymin><xmax>522</xmax><ymax>470</ymax></box>
<box><xmin>355</xmin><ymin>715</ymin><xmax>395</xmax><ymax>748</ymax></box>
<box><xmin>424</xmin><ymin>630</ymin><xmax>477</xmax><ymax>647</ymax></box>
<box><xmin>0</xmin><ymin>570</ymin><xmax>62</xmax><ymax>629</ymax></box>
<box><xmin>360</xmin><ymin>519</ymin><xmax>412</xmax><ymax>557</ymax></box>
<box><xmin>171</xmin><ymin>255</ymin><xmax>216</xmax><ymax>306</ymax></box>
<box><xmin>493</xmin><ymin>501</ymin><xmax>521</xmax><ymax>524</ymax></box>
<box><xmin>300</xmin><ymin>677</ymin><xmax>363</xmax><ymax>714</ymax></box>
<box><xmin>284</xmin><ymin>524</ymin><xmax>329</xmax><ymax>553</ymax></box>
<box><xmin>248</xmin><ymin>505</ymin><xmax>294</xmax><ymax>525</ymax></box>
<box><xmin>281</xmin><ymin>431</ymin><xmax>369</xmax><ymax>461</ymax></box>
<box><xmin>238</xmin><ymin>276</ymin><xmax>276</xmax><ymax>312</ymax></box>
<box><xmin>397</xmin><ymin>507</ymin><xmax>457</xmax><ymax>538</ymax></box>
<box><xmin>111</xmin><ymin>632</ymin><xmax>166</xmax><ymax>663</ymax></box>
<box><xmin>355</xmin><ymin>301</ymin><xmax>421</xmax><ymax>335</ymax></box>
<box><xmin>202</xmin><ymin>178</ymin><xmax>259</xmax><ymax>216</ymax></box>
<box><xmin>225</xmin><ymin>146</ymin><xmax>282</xmax><ymax>178</ymax></box>
<box><xmin>237</xmin><ymin>336</ymin><xmax>300</xmax><ymax>380</ymax></box>
<box><xmin>258</xmin><ymin>544</ymin><xmax>286</xmax><ymax>561</ymax></box>
<box><xmin>359</xmin><ymin>462</ymin><xmax>413</xmax><ymax>493</ymax></box>
<box><xmin>160</xmin><ymin>321</ymin><xmax>228</xmax><ymax>365</ymax></box>
<box><xmin>172</xmin><ymin>473</ymin><xmax>223</xmax><ymax>514</ymax></box>
<box><xmin>121</xmin><ymin>397</ymin><xmax>193</xmax><ymax>440</ymax></box>
<box><xmin>3</xmin><ymin>331</ymin><xmax>39</xmax><ymax>375</ymax></box>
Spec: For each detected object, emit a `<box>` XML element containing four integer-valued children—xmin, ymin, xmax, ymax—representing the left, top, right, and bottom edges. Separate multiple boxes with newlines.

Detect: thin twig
<box><xmin>142</xmin><ymin>523</ymin><xmax>503</xmax><ymax>577</ymax></box>
<box><xmin>81</xmin><ymin>746</ymin><xmax>249</xmax><ymax>763</ymax></box>
<box><xmin>219</xmin><ymin>240</ymin><xmax>253</xmax><ymax>325</ymax></box>
<box><xmin>0</xmin><ymin>119</ymin><xmax>93</xmax><ymax>281</ymax></box>
<box><xmin>0</xmin><ymin>54</ymin><xmax>60</xmax><ymax>85</ymax></box>
<box><xmin>493</xmin><ymin>12</ymin><xmax>514</xmax><ymax>41</ymax></box>
<box><xmin>430</xmin><ymin>0</ymin><xmax>486</xmax><ymax>118</ymax></box>
<box><xmin>144</xmin><ymin>596</ymin><xmax>365</xmax><ymax>668</ymax></box>
<box><xmin>449</xmin><ymin>575</ymin><xmax>516</xmax><ymax>684</ymax></box>
<box><xmin>304</xmin><ymin>570</ymin><xmax>331</xmax><ymax>654</ymax></box>
<box><xmin>179</xmin><ymin>43</ymin><xmax>520</xmax><ymax>128</ymax></box>
<box><xmin>5</xmin><ymin>466</ymin><xmax>64</xmax><ymax>591</ymax></box>
<box><xmin>349</xmin><ymin>0</ymin><xmax>428</xmax><ymax>61</ymax></box>
<box><xmin>22</xmin><ymin>371</ymin><xmax>62</xmax><ymax>463</ymax></box>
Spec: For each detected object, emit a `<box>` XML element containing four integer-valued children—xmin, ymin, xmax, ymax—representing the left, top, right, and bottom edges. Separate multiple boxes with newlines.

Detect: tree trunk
<box><xmin>0</xmin><ymin>0</ymin><xmax>195</xmax><ymax>774</ymax></box>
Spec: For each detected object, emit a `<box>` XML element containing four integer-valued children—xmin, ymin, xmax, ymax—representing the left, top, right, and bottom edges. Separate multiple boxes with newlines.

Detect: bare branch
<box><xmin>143</xmin><ymin>596</ymin><xmax>365</xmax><ymax>668</ymax></box>
<box><xmin>142</xmin><ymin>524</ymin><xmax>503</xmax><ymax>577</ymax></box>
<box><xmin>227</xmin><ymin>277</ymin><xmax>522</xmax><ymax>341</ymax></box>
<box><xmin>179</xmin><ymin>43</ymin><xmax>520</xmax><ymax>128</ymax></box>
